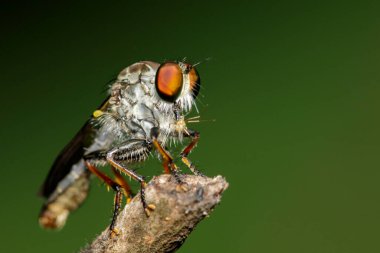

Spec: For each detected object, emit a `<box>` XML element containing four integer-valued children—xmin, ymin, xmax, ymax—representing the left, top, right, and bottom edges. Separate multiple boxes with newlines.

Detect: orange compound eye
<box><xmin>155</xmin><ymin>62</ymin><xmax>183</xmax><ymax>102</ymax></box>
<box><xmin>189</xmin><ymin>67</ymin><xmax>201</xmax><ymax>98</ymax></box>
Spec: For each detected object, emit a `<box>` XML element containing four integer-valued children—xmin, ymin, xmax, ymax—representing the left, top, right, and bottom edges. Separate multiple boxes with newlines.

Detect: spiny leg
<box><xmin>152</xmin><ymin>138</ymin><xmax>183</xmax><ymax>183</ymax></box>
<box><xmin>106</xmin><ymin>153</ymin><xmax>155</xmax><ymax>217</ymax></box>
<box><xmin>180</xmin><ymin>130</ymin><xmax>204</xmax><ymax>176</ymax></box>
<box><xmin>85</xmin><ymin>139</ymin><xmax>155</xmax><ymax>216</ymax></box>
<box><xmin>150</xmin><ymin>127</ymin><xmax>185</xmax><ymax>185</ymax></box>
<box><xmin>110</xmin><ymin>185</ymin><xmax>122</xmax><ymax>237</ymax></box>
<box><xmin>112</xmin><ymin>166</ymin><xmax>134</xmax><ymax>203</ymax></box>
<box><xmin>84</xmin><ymin>161</ymin><xmax>124</xmax><ymax>236</ymax></box>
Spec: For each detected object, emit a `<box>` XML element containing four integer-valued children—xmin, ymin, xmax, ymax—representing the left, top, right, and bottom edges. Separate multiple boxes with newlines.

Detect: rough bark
<box><xmin>80</xmin><ymin>174</ymin><xmax>228</xmax><ymax>253</ymax></box>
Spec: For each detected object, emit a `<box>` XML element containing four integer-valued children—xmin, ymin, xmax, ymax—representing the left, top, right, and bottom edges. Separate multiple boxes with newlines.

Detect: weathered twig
<box><xmin>80</xmin><ymin>174</ymin><xmax>228</xmax><ymax>253</ymax></box>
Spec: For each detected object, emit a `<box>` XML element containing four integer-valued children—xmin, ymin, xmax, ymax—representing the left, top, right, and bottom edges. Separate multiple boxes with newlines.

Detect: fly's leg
<box><xmin>150</xmin><ymin>127</ymin><xmax>184</xmax><ymax>186</ymax></box>
<box><xmin>111</xmin><ymin>185</ymin><xmax>122</xmax><ymax>237</ymax></box>
<box><xmin>180</xmin><ymin>130</ymin><xmax>204</xmax><ymax>176</ymax></box>
<box><xmin>112</xmin><ymin>166</ymin><xmax>134</xmax><ymax>204</ymax></box>
<box><xmin>107</xmin><ymin>158</ymin><xmax>155</xmax><ymax>216</ymax></box>
<box><xmin>153</xmin><ymin>139</ymin><xmax>183</xmax><ymax>183</ymax></box>
<box><xmin>84</xmin><ymin>161</ymin><xmax>127</xmax><ymax>236</ymax></box>
<box><xmin>106</xmin><ymin>141</ymin><xmax>155</xmax><ymax>217</ymax></box>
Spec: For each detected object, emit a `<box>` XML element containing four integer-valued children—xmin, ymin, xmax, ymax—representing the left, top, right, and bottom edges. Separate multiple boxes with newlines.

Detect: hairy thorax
<box><xmin>92</xmin><ymin>62</ymin><xmax>191</xmax><ymax>153</ymax></box>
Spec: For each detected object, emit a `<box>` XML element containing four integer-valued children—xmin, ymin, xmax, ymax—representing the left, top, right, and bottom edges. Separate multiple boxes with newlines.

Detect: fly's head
<box><xmin>154</xmin><ymin>61</ymin><xmax>201</xmax><ymax>137</ymax></box>
<box><xmin>113</xmin><ymin>60</ymin><xmax>200</xmax><ymax>113</ymax></box>
<box><xmin>155</xmin><ymin>61</ymin><xmax>200</xmax><ymax>112</ymax></box>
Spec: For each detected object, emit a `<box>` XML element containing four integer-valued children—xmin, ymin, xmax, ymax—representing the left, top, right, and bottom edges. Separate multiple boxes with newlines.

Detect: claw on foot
<box><xmin>176</xmin><ymin>183</ymin><xmax>188</xmax><ymax>192</ymax></box>
<box><xmin>110</xmin><ymin>228</ymin><xmax>119</xmax><ymax>238</ymax></box>
<box><xmin>144</xmin><ymin>203</ymin><xmax>156</xmax><ymax>217</ymax></box>
<box><xmin>147</xmin><ymin>204</ymin><xmax>156</xmax><ymax>210</ymax></box>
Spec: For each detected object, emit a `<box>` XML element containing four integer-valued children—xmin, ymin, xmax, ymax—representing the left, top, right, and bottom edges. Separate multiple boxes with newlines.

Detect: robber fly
<box><xmin>39</xmin><ymin>61</ymin><xmax>203</xmax><ymax>233</ymax></box>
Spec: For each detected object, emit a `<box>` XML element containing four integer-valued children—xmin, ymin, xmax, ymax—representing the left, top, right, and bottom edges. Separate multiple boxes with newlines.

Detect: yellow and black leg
<box><xmin>84</xmin><ymin>161</ymin><xmax>129</xmax><ymax>236</ymax></box>
<box><xmin>106</xmin><ymin>154</ymin><xmax>155</xmax><ymax>217</ymax></box>
<box><xmin>111</xmin><ymin>166</ymin><xmax>134</xmax><ymax>204</ymax></box>
<box><xmin>150</xmin><ymin>127</ymin><xmax>185</xmax><ymax>184</ymax></box>
<box><xmin>152</xmin><ymin>140</ymin><xmax>184</xmax><ymax>184</ymax></box>
<box><xmin>180</xmin><ymin>130</ymin><xmax>204</xmax><ymax>176</ymax></box>
<box><xmin>110</xmin><ymin>185</ymin><xmax>122</xmax><ymax>236</ymax></box>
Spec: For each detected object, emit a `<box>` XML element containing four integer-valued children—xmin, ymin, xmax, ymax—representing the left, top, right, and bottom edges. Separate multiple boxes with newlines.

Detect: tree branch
<box><xmin>80</xmin><ymin>174</ymin><xmax>228</xmax><ymax>253</ymax></box>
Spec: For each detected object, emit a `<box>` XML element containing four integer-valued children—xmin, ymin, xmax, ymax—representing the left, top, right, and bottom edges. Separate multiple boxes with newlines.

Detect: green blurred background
<box><xmin>1</xmin><ymin>0</ymin><xmax>380</xmax><ymax>252</ymax></box>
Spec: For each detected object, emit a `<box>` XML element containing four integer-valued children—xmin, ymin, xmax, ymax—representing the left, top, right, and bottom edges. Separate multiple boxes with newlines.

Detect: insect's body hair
<box><xmin>90</xmin><ymin>61</ymin><xmax>196</xmax><ymax>158</ymax></box>
<box><xmin>39</xmin><ymin>61</ymin><xmax>200</xmax><ymax>230</ymax></box>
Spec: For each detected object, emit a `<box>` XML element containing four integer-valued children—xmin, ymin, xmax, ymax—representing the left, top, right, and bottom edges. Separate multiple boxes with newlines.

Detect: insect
<box><xmin>38</xmin><ymin>61</ymin><xmax>204</xmax><ymax>234</ymax></box>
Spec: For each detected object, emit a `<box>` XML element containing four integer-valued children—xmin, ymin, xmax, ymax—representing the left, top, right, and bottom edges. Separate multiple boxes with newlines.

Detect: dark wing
<box><xmin>39</xmin><ymin>96</ymin><xmax>110</xmax><ymax>198</ymax></box>
<box><xmin>39</xmin><ymin>121</ymin><xmax>95</xmax><ymax>198</ymax></box>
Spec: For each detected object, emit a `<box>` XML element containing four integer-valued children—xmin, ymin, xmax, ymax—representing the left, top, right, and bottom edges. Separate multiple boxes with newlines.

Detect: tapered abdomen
<box><xmin>39</xmin><ymin>159</ymin><xmax>90</xmax><ymax>229</ymax></box>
